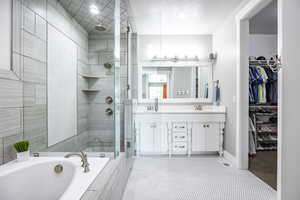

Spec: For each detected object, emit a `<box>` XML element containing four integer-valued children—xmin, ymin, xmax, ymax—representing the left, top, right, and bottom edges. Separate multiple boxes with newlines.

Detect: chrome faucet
<box><xmin>64</xmin><ymin>151</ymin><xmax>90</xmax><ymax>173</ymax></box>
<box><xmin>154</xmin><ymin>98</ymin><xmax>159</xmax><ymax>112</ymax></box>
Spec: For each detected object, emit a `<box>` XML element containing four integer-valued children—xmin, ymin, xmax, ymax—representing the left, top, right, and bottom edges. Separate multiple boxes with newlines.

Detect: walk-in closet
<box><xmin>248</xmin><ymin>0</ymin><xmax>278</xmax><ymax>190</ymax></box>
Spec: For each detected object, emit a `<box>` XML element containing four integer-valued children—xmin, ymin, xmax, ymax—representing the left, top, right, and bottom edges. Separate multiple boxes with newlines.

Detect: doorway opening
<box><xmin>236</xmin><ymin>0</ymin><xmax>280</xmax><ymax>193</ymax></box>
<box><xmin>247</xmin><ymin>0</ymin><xmax>278</xmax><ymax>190</ymax></box>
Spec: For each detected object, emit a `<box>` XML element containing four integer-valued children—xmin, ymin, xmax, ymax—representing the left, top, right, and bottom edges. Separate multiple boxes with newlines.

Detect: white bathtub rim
<box><xmin>0</xmin><ymin>157</ymin><xmax>110</xmax><ymax>200</ymax></box>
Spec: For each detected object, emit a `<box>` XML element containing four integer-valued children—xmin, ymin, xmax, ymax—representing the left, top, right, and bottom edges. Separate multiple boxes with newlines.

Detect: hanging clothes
<box><xmin>257</xmin><ymin>66</ymin><xmax>268</xmax><ymax>104</ymax></box>
<box><xmin>249</xmin><ymin>64</ymin><xmax>277</xmax><ymax>105</ymax></box>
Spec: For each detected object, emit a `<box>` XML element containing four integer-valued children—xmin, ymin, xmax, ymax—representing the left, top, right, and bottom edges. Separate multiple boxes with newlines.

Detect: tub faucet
<box><xmin>64</xmin><ymin>151</ymin><xmax>90</xmax><ymax>173</ymax></box>
<box><xmin>154</xmin><ymin>98</ymin><xmax>159</xmax><ymax>112</ymax></box>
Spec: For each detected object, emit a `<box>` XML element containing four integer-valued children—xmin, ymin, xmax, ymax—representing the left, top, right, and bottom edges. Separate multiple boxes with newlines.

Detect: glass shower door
<box><xmin>114</xmin><ymin>0</ymin><xmax>121</xmax><ymax>157</ymax></box>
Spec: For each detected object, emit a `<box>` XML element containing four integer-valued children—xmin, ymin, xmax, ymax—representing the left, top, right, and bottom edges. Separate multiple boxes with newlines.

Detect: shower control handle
<box><xmin>105</xmin><ymin>108</ymin><xmax>113</xmax><ymax>116</ymax></box>
<box><xmin>105</xmin><ymin>96</ymin><xmax>113</xmax><ymax>104</ymax></box>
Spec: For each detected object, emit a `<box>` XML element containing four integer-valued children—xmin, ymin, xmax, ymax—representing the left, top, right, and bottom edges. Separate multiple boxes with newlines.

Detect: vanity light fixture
<box><xmin>89</xmin><ymin>4</ymin><xmax>99</xmax><ymax>15</ymax></box>
<box><xmin>151</xmin><ymin>56</ymin><xmax>200</xmax><ymax>62</ymax></box>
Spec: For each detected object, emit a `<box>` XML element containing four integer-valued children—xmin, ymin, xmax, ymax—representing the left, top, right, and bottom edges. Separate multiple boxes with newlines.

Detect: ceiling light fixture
<box><xmin>89</xmin><ymin>4</ymin><xmax>99</xmax><ymax>15</ymax></box>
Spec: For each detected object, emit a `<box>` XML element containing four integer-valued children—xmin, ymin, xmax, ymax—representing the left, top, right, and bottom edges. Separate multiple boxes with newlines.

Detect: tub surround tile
<box><xmin>13</xmin><ymin>0</ymin><xmax>22</xmax><ymax>54</ymax></box>
<box><xmin>35</xmin><ymin>84</ymin><xmax>46</xmax><ymax>105</ymax></box>
<box><xmin>0</xmin><ymin>108</ymin><xmax>23</xmax><ymax>138</ymax></box>
<box><xmin>12</xmin><ymin>53</ymin><xmax>23</xmax><ymax>80</ymax></box>
<box><xmin>22</xmin><ymin>0</ymin><xmax>47</xmax><ymax>19</ymax></box>
<box><xmin>23</xmin><ymin>31</ymin><xmax>47</xmax><ymax>63</ymax></box>
<box><xmin>23</xmin><ymin>6</ymin><xmax>35</xmax><ymax>34</ymax></box>
<box><xmin>23</xmin><ymin>82</ymin><xmax>47</xmax><ymax>106</ymax></box>
<box><xmin>3</xmin><ymin>133</ymin><xmax>23</xmax><ymax>163</ymax></box>
<box><xmin>35</xmin><ymin>15</ymin><xmax>47</xmax><ymax>41</ymax></box>
<box><xmin>23</xmin><ymin>57</ymin><xmax>46</xmax><ymax>84</ymax></box>
<box><xmin>23</xmin><ymin>105</ymin><xmax>47</xmax><ymax>140</ymax></box>
<box><xmin>0</xmin><ymin>79</ymin><xmax>23</xmax><ymax>108</ymax></box>
<box><xmin>27</xmin><ymin>134</ymin><xmax>47</xmax><ymax>153</ymax></box>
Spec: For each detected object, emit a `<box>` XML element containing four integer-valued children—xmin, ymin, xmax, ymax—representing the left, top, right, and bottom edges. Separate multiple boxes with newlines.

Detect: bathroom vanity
<box><xmin>133</xmin><ymin>104</ymin><xmax>226</xmax><ymax>157</ymax></box>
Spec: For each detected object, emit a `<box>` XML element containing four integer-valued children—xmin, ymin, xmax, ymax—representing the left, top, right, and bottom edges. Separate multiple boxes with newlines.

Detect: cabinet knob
<box><xmin>207</xmin><ymin>124</ymin><xmax>210</xmax><ymax>128</ymax></box>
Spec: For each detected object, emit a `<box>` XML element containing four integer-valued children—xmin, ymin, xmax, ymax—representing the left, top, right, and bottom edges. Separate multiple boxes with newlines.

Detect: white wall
<box><xmin>213</xmin><ymin>16</ymin><xmax>238</xmax><ymax>156</ymax></box>
<box><xmin>138</xmin><ymin>35</ymin><xmax>212</xmax><ymax>61</ymax></box>
<box><xmin>249</xmin><ymin>34</ymin><xmax>277</xmax><ymax>57</ymax></box>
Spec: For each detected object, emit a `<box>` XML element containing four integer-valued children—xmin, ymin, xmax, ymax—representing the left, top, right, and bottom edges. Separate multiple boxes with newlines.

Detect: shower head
<box><xmin>95</xmin><ymin>23</ymin><xmax>106</xmax><ymax>31</ymax></box>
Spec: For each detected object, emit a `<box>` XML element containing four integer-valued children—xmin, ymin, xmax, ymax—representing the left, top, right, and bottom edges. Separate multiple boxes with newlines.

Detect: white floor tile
<box><xmin>122</xmin><ymin>157</ymin><xmax>276</xmax><ymax>200</ymax></box>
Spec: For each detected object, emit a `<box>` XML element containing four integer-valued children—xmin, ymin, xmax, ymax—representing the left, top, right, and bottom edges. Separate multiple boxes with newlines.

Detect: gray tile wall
<box><xmin>87</xmin><ymin>34</ymin><xmax>131</xmax><ymax>152</ymax></box>
<box><xmin>0</xmin><ymin>0</ymin><xmax>89</xmax><ymax>164</ymax></box>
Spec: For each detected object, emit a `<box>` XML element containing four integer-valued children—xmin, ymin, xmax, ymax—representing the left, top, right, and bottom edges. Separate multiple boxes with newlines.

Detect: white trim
<box><xmin>223</xmin><ymin>150</ymin><xmax>237</xmax><ymax>168</ymax></box>
<box><xmin>236</xmin><ymin>0</ymin><xmax>281</xmax><ymax>198</ymax></box>
<box><xmin>235</xmin><ymin>0</ymin><xmax>273</xmax><ymax>170</ymax></box>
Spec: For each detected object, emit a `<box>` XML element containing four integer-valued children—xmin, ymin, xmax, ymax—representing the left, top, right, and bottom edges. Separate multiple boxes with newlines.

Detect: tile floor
<box><xmin>122</xmin><ymin>157</ymin><xmax>276</xmax><ymax>200</ymax></box>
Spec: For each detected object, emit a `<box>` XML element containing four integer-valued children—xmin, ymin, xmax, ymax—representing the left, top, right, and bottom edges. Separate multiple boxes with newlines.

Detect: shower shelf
<box><xmin>82</xmin><ymin>89</ymin><xmax>100</xmax><ymax>92</ymax></box>
<box><xmin>80</xmin><ymin>73</ymin><xmax>102</xmax><ymax>78</ymax></box>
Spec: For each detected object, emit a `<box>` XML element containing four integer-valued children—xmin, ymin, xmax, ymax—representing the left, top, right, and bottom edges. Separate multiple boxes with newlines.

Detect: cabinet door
<box><xmin>191</xmin><ymin>122</ymin><xmax>206</xmax><ymax>152</ymax></box>
<box><xmin>139</xmin><ymin>123</ymin><xmax>155</xmax><ymax>153</ymax></box>
<box><xmin>206</xmin><ymin>123</ymin><xmax>220</xmax><ymax>151</ymax></box>
<box><xmin>155</xmin><ymin>122</ymin><xmax>169</xmax><ymax>153</ymax></box>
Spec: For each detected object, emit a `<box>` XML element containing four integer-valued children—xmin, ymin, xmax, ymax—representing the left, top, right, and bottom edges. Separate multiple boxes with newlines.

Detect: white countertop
<box><xmin>134</xmin><ymin>105</ymin><xmax>226</xmax><ymax>114</ymax></box>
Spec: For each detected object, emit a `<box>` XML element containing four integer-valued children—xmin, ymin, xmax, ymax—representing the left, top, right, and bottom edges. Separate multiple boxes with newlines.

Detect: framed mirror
<box><xmin>0</xmin><ymin>0</ymin><xmax>12</xmax><ymax>76</ymax></box>
<box><xmin>138</xmin><ymin>61</ymin><xmax>213</xmax><ymax>103</ymax></box>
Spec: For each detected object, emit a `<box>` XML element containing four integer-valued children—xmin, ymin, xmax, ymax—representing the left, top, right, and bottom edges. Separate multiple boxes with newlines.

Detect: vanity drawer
<box><xmin>172</xmin><ymin>123</ymin><xmax>187</xmax><ymax>132</ymax></box>
<box><xmin>173</xmin><ymin>132</ymin><xmax>187</xmax><ymax>142</ymax></box>
<box><xmin>172</xmin><ymin>142</ymin><xmax>187</xmax><ymax>153</ymax></box>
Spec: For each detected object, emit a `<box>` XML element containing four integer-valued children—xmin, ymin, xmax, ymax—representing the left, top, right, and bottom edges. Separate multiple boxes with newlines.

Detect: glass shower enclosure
<box><xmin>32</xmin><ymin>0</ymin><xmax>123</xmax><ymax>158</ymax></box>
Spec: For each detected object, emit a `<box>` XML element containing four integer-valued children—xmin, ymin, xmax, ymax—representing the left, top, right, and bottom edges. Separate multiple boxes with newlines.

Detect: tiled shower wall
<box><xmin>87</xmin><ymin>33</ymin><xmax>137</xmax><ymax>152</ymax></box>
<box><xmin>0</xmin><ymin>0</ymin><xmax>89</xmax><ymax>164</ymax></box>
<box><xmin>87</xmin><ymin>34</ymin><xmax>129</xmax><ymax>152</ymax></box>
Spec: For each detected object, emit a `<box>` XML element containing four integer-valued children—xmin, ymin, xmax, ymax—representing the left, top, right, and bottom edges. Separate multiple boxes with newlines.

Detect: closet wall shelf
<box><xmin>257</xmin><ymin>147</ymin><xmax>277</xmax><ymax>151</ymax></box>
<box><xmin>258</xmin><ymin>140</ymin><xmax>277</xmax><ymax>144</ymax></box>
<box><xmin>250</xmin><ymin>105</ymin><xmax>277</xmax><ymax>108</ymax></box>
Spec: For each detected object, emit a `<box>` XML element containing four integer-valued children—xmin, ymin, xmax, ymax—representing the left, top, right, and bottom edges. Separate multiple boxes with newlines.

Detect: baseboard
<box><xmin>223</xmin><ymin>150</ymin><xmax>237</xmax><ymax>168</ymax></box>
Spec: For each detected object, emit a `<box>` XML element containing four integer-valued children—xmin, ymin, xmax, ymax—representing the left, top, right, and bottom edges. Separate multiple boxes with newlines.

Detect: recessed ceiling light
<box><xmin>89</xmin><ymin>4</ymin><xmax>99</xmax><ymax>15</ymax></box>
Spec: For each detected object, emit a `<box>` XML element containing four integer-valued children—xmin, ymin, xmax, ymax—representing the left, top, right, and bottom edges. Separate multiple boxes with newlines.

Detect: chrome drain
<box><xmin>54</xmin><ymin>164</ymin><xmax>63</xmax><ymax>174</ymax></box>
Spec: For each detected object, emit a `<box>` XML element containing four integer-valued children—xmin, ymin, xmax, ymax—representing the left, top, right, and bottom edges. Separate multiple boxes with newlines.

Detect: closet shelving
<box><xmin>249</xmin><ymin>58</ymin><xmax>278</xmax><ymax>152</ymax></box>
<box><xmin>250</xmin><ymin>105</ymin><xmax>278</xmax><ymax>151</ymax></box>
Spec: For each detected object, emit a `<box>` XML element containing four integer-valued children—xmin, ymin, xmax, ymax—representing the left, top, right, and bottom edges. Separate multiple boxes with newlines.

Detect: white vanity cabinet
<box><xmin>191</xmin><ymin>122</ymin><xmax>220</xmax><ymax>153</ymax></box>
<box><xmin>134</xmin><ymin>107</ymin><xmax>226</xmax><ymax>157</ymax></box>
<box><xmin>138</xmin><ymin>122</ymin><xmax>169</xmax><ymax>154</ymax></box>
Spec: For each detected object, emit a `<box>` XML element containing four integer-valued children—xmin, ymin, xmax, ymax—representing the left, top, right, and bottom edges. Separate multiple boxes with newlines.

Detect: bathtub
<box><xmin>0</xmin><ymin>156</ymin><xmax>109</xmax><ymax>200</ymax></box>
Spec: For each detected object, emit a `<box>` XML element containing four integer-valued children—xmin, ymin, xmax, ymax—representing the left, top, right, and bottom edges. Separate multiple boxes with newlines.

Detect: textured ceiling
<box><xmin>59</xmin><ymin>0</ymin><xmax>131</xmax><ymax>34</ymax></box>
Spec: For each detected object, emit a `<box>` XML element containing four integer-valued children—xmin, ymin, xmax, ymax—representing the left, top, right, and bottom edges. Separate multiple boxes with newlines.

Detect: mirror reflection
<box><xmin>142</xmin><ymin>66</ymin><xmax>212</xmax><ymax>99</ymax></box>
